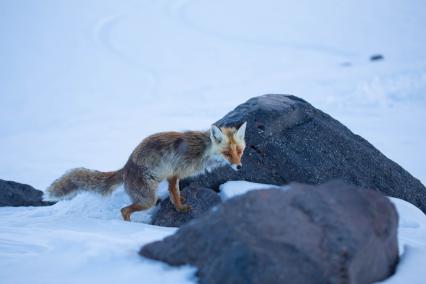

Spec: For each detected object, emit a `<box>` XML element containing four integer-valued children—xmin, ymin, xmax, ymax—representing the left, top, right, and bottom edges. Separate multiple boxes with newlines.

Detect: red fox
<box><xmin>46</xmin><ymin>122</ymin><xmax>247</xmax><ymax>221</ymax></box>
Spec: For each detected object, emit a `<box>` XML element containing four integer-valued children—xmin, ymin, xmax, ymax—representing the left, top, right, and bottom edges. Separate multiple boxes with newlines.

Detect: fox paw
<box><xmin>176</xmin><ymin>204</ymin><xmax>192</xmax><ymax>213</ymax></box>
<box><xmin>170</xmin><ymin>196</ymin><xmax>185</xmax><ymax>205</ymax></box>
<box><xmin>121</xmin><ymin>208</ymin><xmax>131</xmax><ymax>221</ymax></box>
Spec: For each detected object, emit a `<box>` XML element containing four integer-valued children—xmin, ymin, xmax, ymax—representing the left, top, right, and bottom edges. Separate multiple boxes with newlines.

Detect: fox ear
<box><xmin>210</xmin><ymin>125</ymin><xmax>224</xmax><ymax>143</ymax></box>
<box><xmin>236</xmin><ymin>122</ymin><xmax>247</xmax><ymax>140</ymax></box>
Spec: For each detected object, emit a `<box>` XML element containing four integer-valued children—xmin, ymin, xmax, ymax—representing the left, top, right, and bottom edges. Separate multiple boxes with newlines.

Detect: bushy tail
<box><xmin>45</xmin><ymin>168</ymin><xmax>123</xmax><ymax>201</ymax></box>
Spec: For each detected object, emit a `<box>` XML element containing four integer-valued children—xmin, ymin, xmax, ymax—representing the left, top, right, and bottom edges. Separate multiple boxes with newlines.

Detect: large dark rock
<box><xmin>141</xmin><ymin>181</ymin><xmax>399</xmax><ymax>284</ymax></box>
<box><xmin>151</xmin><ymin>184</ymin><xmax>221</xmax><ymax>227</ymax></box>
<box><xmin>182</xmin><ymin>94</ymin><xmax>426</xmax><ymax>212</ymax></box>
<box><xmin>0</xmin><ymin>179</ymin><xmax>54</xmax><ymax>207</ymax></box>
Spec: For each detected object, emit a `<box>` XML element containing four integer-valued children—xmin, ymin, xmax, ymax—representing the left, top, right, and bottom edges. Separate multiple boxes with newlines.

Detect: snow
<box><xmin>380</xmin><ymin>198</ymin><xmax>426</xmax><ymax>284</ymax></box>
<box><xmin>41</xmin><ymin>182</ymin><xmax>170</xmax><ymax>223</ymax></box>
<box><xmin>219</xmin><ymin>180</ymin><xmax>282</xmax><ymax>200</ymax></box>
<box><xmin>0</xmin><ymin>186</ymin><xmax>196</xmax><ymax>284</ymax></box>
<box><xmin>1</xmin><ymin>0</ymin><xmax>425</xmax><ymax>189</ymax></box>
<box><xmin>1</xmin><ymin>0</ymin><xmax>426</xmax><ymax>283</ymax></box>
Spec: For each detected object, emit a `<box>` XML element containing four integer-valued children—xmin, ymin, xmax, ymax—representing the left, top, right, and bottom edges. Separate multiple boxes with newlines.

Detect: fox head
<box><xmin>210</xmin><ymin>122</ymin><xmax>247</xmax><ymax>171</ymax></box>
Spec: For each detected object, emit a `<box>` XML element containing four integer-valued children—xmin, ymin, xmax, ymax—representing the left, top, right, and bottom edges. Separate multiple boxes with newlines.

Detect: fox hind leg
<box><xmin>121</xmin><ymin>174</ymin><xmax>158</xmax><ymax>222</ymax></box>
<box><xmin>168</xmin><ymin>176</ymin><xmax>191</xmax><ymax>213</ymax></box>
<box><xmin>121</xmin><ymin>203</ymin><xmax>144</xmax><ymax>221</ymax></box>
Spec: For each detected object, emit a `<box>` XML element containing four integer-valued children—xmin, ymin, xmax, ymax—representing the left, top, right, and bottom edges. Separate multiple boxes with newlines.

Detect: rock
<box><xmin>0</xmin><ymin>179</ymin><xmax>54</xmax><ymax>207</ymax></box>
<box><xmin>151</xmin><ymin>184</ymin><xmax>221</xmax><ymax>227</ymax></box>
<box><xmin>181</xmin><ymin>94</ymin><xmax>426</xmax><ymax>212</ymax></box>
<box><xmin>370</xmin><ymin>54</ymin><xmax>384</xmax><ymax>61</ymax></box>
<box><xmin>140</xmin><ymin>181</ymin><xmax>399</xmax><ymax>284</ymax></box>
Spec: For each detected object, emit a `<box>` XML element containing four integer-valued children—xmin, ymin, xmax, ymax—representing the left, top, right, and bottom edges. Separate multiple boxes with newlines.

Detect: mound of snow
<box><xmin>42</xmin><ymin>182</ymin><xmax>170</xmax><ymax>223</ymax></box>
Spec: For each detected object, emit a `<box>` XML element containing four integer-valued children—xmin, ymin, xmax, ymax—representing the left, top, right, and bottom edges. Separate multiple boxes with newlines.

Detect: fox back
<box><xmin>126</xmin><ymin>122</ymin><xmax>247</xmax><ymax>180</ymax></box>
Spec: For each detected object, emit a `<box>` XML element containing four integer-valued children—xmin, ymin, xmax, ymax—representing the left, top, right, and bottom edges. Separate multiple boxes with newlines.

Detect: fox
<box><xmin>46</xmin><ymin>122</ymin><xmax>247</xmax><ymax>221</ymax></box>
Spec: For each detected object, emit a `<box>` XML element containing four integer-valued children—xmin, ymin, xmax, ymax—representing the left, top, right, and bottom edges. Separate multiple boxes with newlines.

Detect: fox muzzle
<box><xmin>231</xmin><ymin>164</ymin><xmax>242</xmax><ymax>171</ymax></box>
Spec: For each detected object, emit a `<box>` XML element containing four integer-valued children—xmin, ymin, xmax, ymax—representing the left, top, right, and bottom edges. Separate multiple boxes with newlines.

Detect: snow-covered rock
<box><xmin>0</xmin><ymin>179</ymin><xmax>53</xmax><ymax>207</ymax></box>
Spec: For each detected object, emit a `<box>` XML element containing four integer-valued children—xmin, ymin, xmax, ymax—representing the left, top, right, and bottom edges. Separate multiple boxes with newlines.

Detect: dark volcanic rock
<box><xmin>0</xmin><ymin>179</ymin><xmax>54</xmax><ymax>207</ymax></box>
<box><xmin>141</xmin><ymin>181</ymin><xmax>399</xmax><ymax>284</ymax></box>
<box><xmin>181</xmin><ymin>94</ymin><xmax>426</xmax><ymax>212</ymax></box>
<box><xmin>151</xmin><ymin>184</ymin><xmax>221</xmax><ymax>227</ymax></box>
<box><xmin>370</xmin><ymin>54</ymin><xmax>384</xmax><ymax>61</ymax></box>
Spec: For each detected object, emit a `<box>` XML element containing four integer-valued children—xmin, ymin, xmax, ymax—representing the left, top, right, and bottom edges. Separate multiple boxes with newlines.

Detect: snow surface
<box><xmin>381</xmin><ymin>198</ymin><xmax>426</xmax><ymax>284</ymax></box>
<box><xmin>219</xmin><ymin>180</ymin><xmax>281</xmax><ymax>200</ymax></box>
<box><xmin>0</xmin><ymin>197</ymin><xmax>196</xmax><ymax>284</ymax></box>
<box><xmin>0</xmin><ymin>0</ymin><xmax>425</xmax><ymax>189</ymax></box>
<box><xmin>1</xmin><ymin>0</ymin><xmax>426</xmax><ymax>283</ymax></box>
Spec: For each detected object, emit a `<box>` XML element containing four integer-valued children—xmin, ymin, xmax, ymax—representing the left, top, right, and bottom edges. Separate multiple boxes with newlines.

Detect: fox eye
<box><xmin>222</xmin><ymin>152</ymin><xmax>231</xmax><ymax>157</ymax></box>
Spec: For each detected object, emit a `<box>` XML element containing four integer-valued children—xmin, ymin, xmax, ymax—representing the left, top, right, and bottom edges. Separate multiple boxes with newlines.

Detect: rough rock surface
<box><xmin>0</xmin><ymin>179</ymin><xmax>54</xmax><ymax>207</ymax></box>
<box><xmin>151</xmin><ymin>184</ymin><xmax>221</xmax><ymax>227</ymax></box>
<box><xmin>182</xmin><ymin>94</ymin><xmax>426</xmax><ymax>212</ymax></box>
<box><xmin>141</xmin><ymin>181</ymin><xmax>399</xmax><ymax>284</ymax></box>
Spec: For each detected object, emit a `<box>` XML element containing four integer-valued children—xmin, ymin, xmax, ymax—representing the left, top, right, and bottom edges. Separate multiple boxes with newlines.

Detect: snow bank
<box><xmin>42</xmin><ymin>182</ymin><xmax>170</xmax><ymax>223</ymax></box>
<box><xmin>0</xmin><ymin>184</ymin><xmax>196</xmax><ymax>284</ymax></box>
<box><xmin>380</xmin><ymin>198</ymin><xmax>426</xmax><ymax>284</ymax></box>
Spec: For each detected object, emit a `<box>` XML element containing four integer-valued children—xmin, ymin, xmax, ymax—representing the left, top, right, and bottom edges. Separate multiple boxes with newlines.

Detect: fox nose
<box><xmin>231</xmin><ymin>164</ymin><xmax>242</xmax><ymax>171</ymax></box>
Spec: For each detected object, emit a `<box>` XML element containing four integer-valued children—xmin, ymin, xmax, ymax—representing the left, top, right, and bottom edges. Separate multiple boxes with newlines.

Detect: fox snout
<box><xmin>231</xmin><ymin>163</ymin><xmax>242</xmax><ymax>171</ymax></box>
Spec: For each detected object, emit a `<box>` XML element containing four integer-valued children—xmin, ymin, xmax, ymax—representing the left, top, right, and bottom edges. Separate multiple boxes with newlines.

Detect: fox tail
<box><xmin>45</xmin><ymin>168</ymin><xmax>123</xmax><ymax>201</ymax></box>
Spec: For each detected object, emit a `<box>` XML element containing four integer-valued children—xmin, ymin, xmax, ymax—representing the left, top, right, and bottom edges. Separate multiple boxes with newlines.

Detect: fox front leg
<box><xmin>167</xmin><ymin>176</ymin><xmax>191</xmax><ymax>212</ymax></box>
<box><xmin>169</xmin><ymin>180</ymin><xmax>185</xmax><ymax>204</ymax></box>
